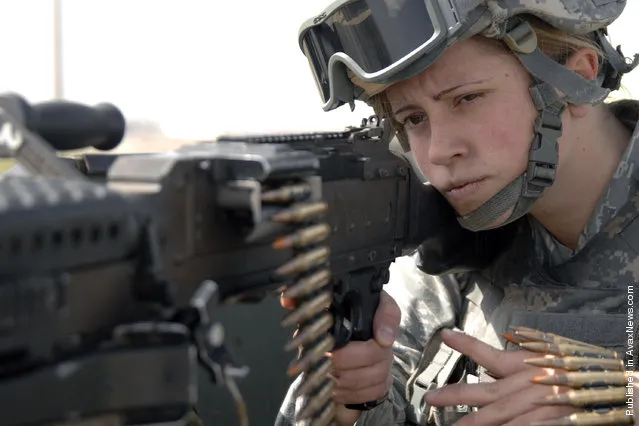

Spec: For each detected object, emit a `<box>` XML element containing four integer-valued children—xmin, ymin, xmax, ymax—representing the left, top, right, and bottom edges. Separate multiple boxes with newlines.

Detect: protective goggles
<box><xmin>298</xmin><ymin>0</ymin><xmax>466</xmax><ymax>111</ymax></box>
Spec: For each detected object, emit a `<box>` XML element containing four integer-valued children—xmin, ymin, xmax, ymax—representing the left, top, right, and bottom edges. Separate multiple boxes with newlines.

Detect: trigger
<box><xmin>331</xmin><ymin>308</ymin><xmax>352</xmax><ymax>349</ymax></box>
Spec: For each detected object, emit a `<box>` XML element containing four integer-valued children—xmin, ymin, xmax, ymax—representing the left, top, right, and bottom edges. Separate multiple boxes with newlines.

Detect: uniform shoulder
<box><xmin>607</xmin><ymin>98</ymin><xmax>639</xmax><ymax>131</ymax></box>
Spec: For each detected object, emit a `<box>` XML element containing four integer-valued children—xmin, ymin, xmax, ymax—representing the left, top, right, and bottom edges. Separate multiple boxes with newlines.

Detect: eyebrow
<box><xmin>392</xmin><ymin>78</ymin><xmax>492</xmax><ymax>117</ymax></box>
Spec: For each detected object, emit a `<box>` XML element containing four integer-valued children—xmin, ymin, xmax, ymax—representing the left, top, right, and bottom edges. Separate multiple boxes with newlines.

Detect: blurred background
<box><xmin>0</xmin><ymin>0</ymin><xmax>385</xmax><ymax>153</ymax></box>
<box><xmin>0</xmin><ymin>1</ymin><xmax>637</xmax><ymax>425</ymax></box>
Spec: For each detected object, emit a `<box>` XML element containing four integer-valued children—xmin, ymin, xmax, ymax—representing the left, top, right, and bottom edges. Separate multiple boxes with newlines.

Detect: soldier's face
<box><xmin>385</xmin><ymin>37</ymin><xmax>537</xmax><ymax>218</ymax></box>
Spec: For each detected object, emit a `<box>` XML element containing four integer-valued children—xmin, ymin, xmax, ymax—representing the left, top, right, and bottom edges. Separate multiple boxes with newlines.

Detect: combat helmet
<box><xmin>298</xmin><ymin>0</ymin><xmax>639</xmax><ymax>231</ymax></box>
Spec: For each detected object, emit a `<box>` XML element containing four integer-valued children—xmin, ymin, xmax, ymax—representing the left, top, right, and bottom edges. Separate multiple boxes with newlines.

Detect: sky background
<box><xmin>0</xmin><ymin>0</ymin><xmax>637</xmax><ymax>144</ymax></box>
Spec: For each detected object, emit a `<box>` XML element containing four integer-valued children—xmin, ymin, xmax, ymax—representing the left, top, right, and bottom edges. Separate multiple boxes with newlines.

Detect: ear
<box><xmin>564</xmin><ymin>47</ymin><xmax>600</xmax><ymax>82</ymax></box>
<box><xmin>564</xmin><ymin>48</ymin><xmax>600</xmax><ymax>118</ymax></box>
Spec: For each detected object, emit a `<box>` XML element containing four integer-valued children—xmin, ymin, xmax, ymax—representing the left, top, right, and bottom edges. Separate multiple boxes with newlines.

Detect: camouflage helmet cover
<box><xmin>470</xmin><ymin>0</ymin><xmax>627</xmax><ymax>37</ymax></box>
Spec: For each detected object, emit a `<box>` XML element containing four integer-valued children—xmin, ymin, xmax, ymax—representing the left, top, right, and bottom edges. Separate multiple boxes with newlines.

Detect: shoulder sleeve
<box><xmin>275</xmin><ymin>253</ymin><xmax>463</xmax><ymax>425</ymax></box>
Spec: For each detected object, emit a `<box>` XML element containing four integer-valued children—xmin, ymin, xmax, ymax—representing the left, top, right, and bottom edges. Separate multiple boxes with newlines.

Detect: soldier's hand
<box><xmin>424</xmin><ymin>329</ymin><xmax>578</xmax><ymax>426</ymax></box>
<box><xmin>281</xmin><ymin>290</ymin><xmax>401</xmax><ymax>425</ymax></box>
<box><xmin>331</xmin><ymin>290</ymin><xmax>401</xmax><ymax>425</ymax></box>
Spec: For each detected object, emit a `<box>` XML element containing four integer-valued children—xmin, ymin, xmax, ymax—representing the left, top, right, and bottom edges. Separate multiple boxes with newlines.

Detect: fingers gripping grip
<box><xmin>332</xmin><ymin>267</ymin><xmax>390</xmax><ymax>411</ymax></box>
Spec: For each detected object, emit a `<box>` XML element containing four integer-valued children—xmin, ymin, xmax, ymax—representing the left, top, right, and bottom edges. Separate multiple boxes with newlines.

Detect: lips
<box><xmin>444</xmin><ymin>178</ymin><xmax>486</xmax><ymax>193</ymax></box>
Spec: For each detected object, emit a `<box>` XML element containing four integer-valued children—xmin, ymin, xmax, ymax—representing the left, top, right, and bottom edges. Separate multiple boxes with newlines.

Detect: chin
<box><xmin>447</xmin><ymin>197</ymin><xmax>486</xmax><ymax>218</ymax></box>
<box><xmin>458</xmin><ymin>205</ymin><xmax>517</xmax><ymax>230</ymax></box>
<box><xmin>441</xmin><ymin>178</ymin><xmax>494</xmax><ymax>216</ymax></box>
<box><xmin>447</xmin><ymin>184</ymin><xmax>517</xmax><ymax>225</ymax></box>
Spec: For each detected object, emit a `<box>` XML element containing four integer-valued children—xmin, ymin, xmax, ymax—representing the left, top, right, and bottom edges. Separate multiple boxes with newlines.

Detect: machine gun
<box><xmin>0</xmin><ymin>93</ymin><xmax>512</xmax><ymax>426</ymax></box>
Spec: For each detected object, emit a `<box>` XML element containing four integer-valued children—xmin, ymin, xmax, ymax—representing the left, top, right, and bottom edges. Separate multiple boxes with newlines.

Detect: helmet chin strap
<box><xmin>456</xmin><ymin>78</ymin><xmax>566</xmax><ymax>232</ymax></box>
<box><xmin>456</xmin><ymin>174</ymin><xmax>532</xmax><ymax>231</ymax></box>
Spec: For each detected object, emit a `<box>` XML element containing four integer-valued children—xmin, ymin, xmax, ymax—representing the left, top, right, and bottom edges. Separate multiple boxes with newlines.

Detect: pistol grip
<box><xmin>333</xmin><ymin>268</ymin><xmax>389</xmax><ymax>411</ymax></box>
<box><xmin>349</xmin><ymin>287</ymin><xmax>380</xmax><ymax>342</ymax></box>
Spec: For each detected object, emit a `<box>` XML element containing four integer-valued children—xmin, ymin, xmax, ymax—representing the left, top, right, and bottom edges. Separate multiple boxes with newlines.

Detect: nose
<box><xmin>418</xmin><ymin>116</ymin><xmax>469</xmax><ymax>167</ymax></box>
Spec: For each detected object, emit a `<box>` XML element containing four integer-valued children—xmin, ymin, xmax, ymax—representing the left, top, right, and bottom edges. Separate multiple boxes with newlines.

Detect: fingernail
<box><xmin>378</xmin><ymin>326</ymin><xmax>396</xmax><ymax>346</ymax></box>
<box><xmin>441</xmin><ymin>328</ymin><xmax>464</xmax><ymax>337</ymax></box>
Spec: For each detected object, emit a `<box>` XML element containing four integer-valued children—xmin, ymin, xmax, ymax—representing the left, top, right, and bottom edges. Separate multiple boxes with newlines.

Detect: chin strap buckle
<box><xmin>523</xmin><ymin>81</ymin><xmax>565</xmax><ymax>198</ymax></box>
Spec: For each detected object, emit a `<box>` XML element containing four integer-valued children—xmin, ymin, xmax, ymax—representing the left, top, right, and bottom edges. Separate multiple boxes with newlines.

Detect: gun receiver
<box><xmin>0</xmin><ymin>95</ymin><xmax>467</xmax><ymax>426</ymax></box>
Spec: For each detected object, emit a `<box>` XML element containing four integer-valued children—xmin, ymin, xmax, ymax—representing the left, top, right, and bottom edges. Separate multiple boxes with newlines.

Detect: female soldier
<box><xmin>277</xmin><ymin>1</ymin><xmax>639</xmax><ymax>425</ymax></box>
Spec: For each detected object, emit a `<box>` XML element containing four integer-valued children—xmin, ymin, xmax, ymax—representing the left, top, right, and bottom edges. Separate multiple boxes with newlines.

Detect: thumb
<box><xmin>373</xmin><ymin>290</ymin><xmax>401</xmax><ymax>348</ymax></box>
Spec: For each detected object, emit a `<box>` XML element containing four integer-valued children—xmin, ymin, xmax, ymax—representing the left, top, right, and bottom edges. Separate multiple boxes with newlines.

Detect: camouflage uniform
<box><xmin>275</xmin><ymin>98</ymin><xmax>639</xmax><ymax>425</ymax></box>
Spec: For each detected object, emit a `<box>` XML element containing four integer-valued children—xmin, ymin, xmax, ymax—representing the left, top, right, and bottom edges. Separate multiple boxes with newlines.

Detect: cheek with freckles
<box><xmin>474</xmin><ymin>96</ymin><xmax>535</xmax><ymax>187</ymax></box>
